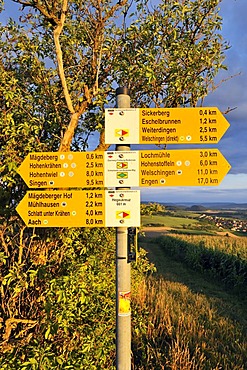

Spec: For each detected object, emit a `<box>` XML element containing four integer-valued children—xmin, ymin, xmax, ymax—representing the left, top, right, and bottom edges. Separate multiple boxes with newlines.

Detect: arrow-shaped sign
<box><xmin>16</xmin><ymin>189</ymin><xmax>140</xmax><ymax>228</ymax></box>
<box><xmin>117</xmin><ymin>162</ymin><xmax>128</xmax><ymax>169</ymax></box>
<box><xmin>115</xmin><ymin>129</ymin><xmax>129</xmax><ymax>137</ymax></box>
<box><xmin>17</xmin><ymin>151</ymin><xmax>105</xmax><ymax>189</ymax></box>
<box><xmin>105</xmin><ymin>107</ymin><xmax>230</xmax><ymax>144</ymax></box>
<box><xmin>17</xmin><ymin>149</ymin><xmax>230</xmax><ymax>189</ymax></box>
<box><xmin>138</xmin><ymin>148</ymin><xmax>231</xmax><ymax>187</ymax></box>
<box><xmin>117</xmin><ymin>211</ymin><xmax>130</xmax><ymax>219</ymax></box>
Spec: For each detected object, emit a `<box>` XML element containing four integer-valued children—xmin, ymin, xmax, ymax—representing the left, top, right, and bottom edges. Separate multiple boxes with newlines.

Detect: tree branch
<box><xmin>53</xmin><ymin>0</ymin><xmax>75</xmax><ymax>114</ymax></box>
<box><xmin>13</xmin><ymin>0</ymin><xmax>59</xmax><ymax>25</ymax></box>
<box><xmin>94</xmin><ymin>130</ymin><xmax>110</xmax><ymax>151</ymax></box>
<box><xmin>59</xmin><ymin>111</ymin><xmax>80</xmax><ymax>151</ymax></box>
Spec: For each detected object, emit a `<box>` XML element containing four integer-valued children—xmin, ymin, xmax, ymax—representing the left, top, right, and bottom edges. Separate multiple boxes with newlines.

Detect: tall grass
<box><xmin>132</xmin><ymin>276</ymin><xmax>247</xmax><ymax>369</ymax></box>
<box><xmin>132</xmin><ymin>235</ymin><xmax>247</xmax><ymax>368</ymax></box>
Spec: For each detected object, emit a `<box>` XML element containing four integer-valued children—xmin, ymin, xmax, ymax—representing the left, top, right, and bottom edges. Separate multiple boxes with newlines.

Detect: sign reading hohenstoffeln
<box><xmin>107</xmin><ymin>149</ymin><xmax>231</xmax><ymax>187</ymax></box>
<box><xmin>17</xmin><ymin>150</ymin><xmax>230</xmax><ymax>189</ymax></box>
<box><xmin>105</xmin><ymin>107</ymin><xmax>230</xmax><ymax>144</ymax></box>
<box><xmin>16</xmin><ymin>189</ymin><xmax>140</xmax><ymax>228</ymax></box>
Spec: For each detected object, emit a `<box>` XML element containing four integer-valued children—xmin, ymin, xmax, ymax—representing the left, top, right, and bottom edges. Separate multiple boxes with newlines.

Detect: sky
<box><xmin>142</xmin><ymin>0</ymin><xmax>247</xmax><ymax>204</ymax></box>
<box><xmin>1</xmin><ymin>0</ymin><xmax>247</xmax><ymax>205</ymax></box>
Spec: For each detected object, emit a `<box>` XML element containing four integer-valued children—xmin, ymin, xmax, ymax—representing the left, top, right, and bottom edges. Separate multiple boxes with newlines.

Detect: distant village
<box><xmin>199</xmin><ymin>214</ymin><xmax>247</xmax><ymax>233</ymax></box>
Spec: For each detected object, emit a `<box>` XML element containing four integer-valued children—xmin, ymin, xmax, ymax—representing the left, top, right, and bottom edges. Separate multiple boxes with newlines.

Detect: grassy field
<box><xmin>141</xmin><ymin>214</ymin><xmax>199</xmax><ymax>228</ymax></box>
<box><xmin>132</xmin><ymin>233</ymin><xmax>247</xmax><ymax>369</ymax></box>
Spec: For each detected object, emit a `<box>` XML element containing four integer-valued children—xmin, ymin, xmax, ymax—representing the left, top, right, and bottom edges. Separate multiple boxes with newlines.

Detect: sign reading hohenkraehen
<box><xmin>17</xmin><ymin>152</ymin><xmax>105</xmax><ymax>188</ymax></box>
<box><xmin>17</xmin><ymin>149</ymin><xmax>231</xmax><ymax>189</ymax></box>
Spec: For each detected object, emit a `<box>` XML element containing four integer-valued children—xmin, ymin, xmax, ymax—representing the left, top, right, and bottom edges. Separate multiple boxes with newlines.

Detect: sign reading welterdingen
<box><xmin>105</xmin><ymin>107</ymin><xmax>230</xmax><ymax>144</ymax></box>
<box><xmin>16</xmin><ymin>106</ymin><xmax>231</xmax><ymax>228</ymax></box>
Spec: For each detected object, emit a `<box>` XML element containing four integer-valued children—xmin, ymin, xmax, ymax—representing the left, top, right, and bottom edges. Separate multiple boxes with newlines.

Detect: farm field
<box><xmin>141</xmin><ymin>214</ymin><xmax>199</xmax><ymax>228</ymax></box>
<box><xmin>141</xmin><ymin>206</ymin><xmax>247</xmax><ymax>236</ymax></box>
<box><xmin>141</xmin><ymin>213</ymin><xmax>217</xmax><ymax>236</ymax></box>
<box><xmin>135</xmin><ymin>231</ymin><xmax>247</xmax><ymax>369</ymax></box>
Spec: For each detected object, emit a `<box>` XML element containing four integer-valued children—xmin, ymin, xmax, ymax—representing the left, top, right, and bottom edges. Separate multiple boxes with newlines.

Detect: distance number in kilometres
<box><xmin>197</xmin><ymin>149</ymin><xmax>220</xmax><ymax>185</ymax></box>
<box><xmin>86</xmin><ymin>200</ymin><xmax>94</xmax><ymax>207</ymax></box>
<box><xmin>84</xmin><ymin>191</ymin><xmax>104</xmax><ymax>226</ymax></box>
<box><xmin>85</xmin><ymin>168</ymin><xmax>104</xmax><ymax>186</ymax></box>
<box><xmin>199</xmin><ymin>150</ymin><xmax>218</xmax><ymax>166</ymax></box>
<box><xmin>197</xmin><ymin>169</ymin><xmax>209</xmax><ymax>175</ymax></box>
<box><xmin>199</xmin><ymin>134</ymin><xmax>217</xmax><ymax>143</ymax></box>
<box><xmin>199</xmin><ymin>108</ymin><xmax>217</xmax><ymax>116</ymax></box>
<box><xmin>199</xmin><ymin>126</ymin><xmax>217</xmax><ymax>133</ymax></box>
<box><xmin>197</xmin><ymin>177</ymin><xmax>219</xmax><ymax>185</ymax></box>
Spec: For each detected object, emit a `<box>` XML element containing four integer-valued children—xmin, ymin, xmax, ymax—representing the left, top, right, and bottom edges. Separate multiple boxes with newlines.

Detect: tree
<box><xmin>115</xmin><ymin>0</ymin><xmax>228</xmax><ymax>108</ymax></box>
<box><xmin>5</xmin><ymin>0</ymin><xmax>228</xmax><ymax>149</ymax></box>
<box><xmin>0</xmin><ymin>0</ymin><xmax>228</xmax><ymax>213</ymax></box>
<box><xmin>141</xmin><ymin>203</ymin><xmax>165</xmax><ymax>216</ymax></box>
<box><xmin>9</xmin><ymin>0</ymin><xmax>130</xmax><ymax>152</ymax></box>
<box><xmin>0</xmin><ymin>0</ymin><xmax>230</xmax><ymax>366</ymax></box>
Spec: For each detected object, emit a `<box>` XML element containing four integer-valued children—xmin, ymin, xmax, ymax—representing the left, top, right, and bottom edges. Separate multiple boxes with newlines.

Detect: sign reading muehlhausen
<box><xmin>16</xmin><ymin>189</ymin><xmax>140</xmax><ymax>228</ymax></box>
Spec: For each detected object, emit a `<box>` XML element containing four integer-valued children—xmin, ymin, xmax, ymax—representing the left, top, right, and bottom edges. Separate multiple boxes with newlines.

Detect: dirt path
<box><xmin>142</xmin><ymin>226</ymin><xmax>238</xmax><ymax>238</ymax></box>
<box><xmin>141</xmin><ymin>226</ymin><xmax>172</xmax><ymax>238</ymax></box>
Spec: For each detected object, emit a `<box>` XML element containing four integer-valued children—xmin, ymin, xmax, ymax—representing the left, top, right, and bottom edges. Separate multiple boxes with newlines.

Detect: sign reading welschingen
<box><xmin>16</xmin><ymin>189</ymin><xmax>140</xmax><ymax>228</ymax></box>
<box><xmin>17</xmin><ymin>150</ymin><xmax>230</xmax><ymax>189</ymax></box>
<box><xmin>105</xmin><ymin>107</ymin><xmax>230</xmax><ymax>144</ymax></box>
<box><xmin>107</xmin><ymin>149</ymin><xmax>231</xmax><ymax>187</ymax></box>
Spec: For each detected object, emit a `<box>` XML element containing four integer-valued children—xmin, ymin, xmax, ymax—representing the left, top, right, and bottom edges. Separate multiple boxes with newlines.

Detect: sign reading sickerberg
<box><xmin>105</xmin><ymin>107</ymin><xmax>230</xmax><ymax>145</ymax></box>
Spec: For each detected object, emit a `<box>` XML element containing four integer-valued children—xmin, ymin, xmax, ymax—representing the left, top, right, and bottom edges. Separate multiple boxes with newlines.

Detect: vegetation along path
<box><xmin>140</xmin><ymin>229</ymin><xmax>247</xmax><ymax>329</ymax></box>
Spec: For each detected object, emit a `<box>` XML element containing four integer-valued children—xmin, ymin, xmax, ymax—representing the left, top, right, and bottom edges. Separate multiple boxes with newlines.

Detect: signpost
<box><xmin>105</xmin><ymin>107</ymin><xmax>230</xmax><ymax>145</ymax></box>
<box><xmin>17</xmin><ymin>149</ymin><xmax>230</xmax><ymax>189</ymax></box>
<box><xmin>16</xmin><ymin>189</ymin><xmax>140</xmax><ymax>228</ymax></box>
<box><xmin>16</xmin><ymin>89</ymin><xmax>232</xmax><ymax>370</ymax></box>
<box><xmin>115</xmin><ymin>87</ymin><xmax>132</xmax><ymax>370</ymax></box>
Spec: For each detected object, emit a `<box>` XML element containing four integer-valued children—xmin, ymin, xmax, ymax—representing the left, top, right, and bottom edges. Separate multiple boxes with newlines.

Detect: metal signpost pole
<box><xmin>115</xmin><ymin>87</ymin><xmax>131</xmax><ymax>370</ymax></box>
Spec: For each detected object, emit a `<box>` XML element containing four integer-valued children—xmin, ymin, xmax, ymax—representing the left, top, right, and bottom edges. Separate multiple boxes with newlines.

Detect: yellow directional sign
<box><xmin>105</xmin><ymin>107</ymin><xmax>230</xmax><ymax>144</ymax></box>
<box><xmin>16</xmin><ymin>190</ymin><xmax>140</xmax><ymax>228</ymax></box>
<box><xmin>138</xmin><ymin>149</ymin><xmax>231</xmax><ymax>187</ymax></box>
<box><xmin>17</xmin><ymin>152</ymin><xmax>104</xmax><ymax>188</ymax></box>
<box><xmin>101</xmin><ymin>149</ymin><xmax>230</xmax><ymax>187</ymax></box>
<box><xmin>17</xmin><ymin>150</ymin><xmax>230</xmax><ymax>189</ymax></box>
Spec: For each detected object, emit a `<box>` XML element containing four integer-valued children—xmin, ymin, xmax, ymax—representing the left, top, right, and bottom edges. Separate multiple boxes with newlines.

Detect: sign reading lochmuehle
<box><xmin>105</xmin><ymin>107</ymin><xmax>230</xmax><ymax>144</ymax></box>
<box><xmin>17</xmin><ymin>150</ymin><xmax>230</xmax><ymax>189</ymax></box>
